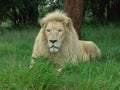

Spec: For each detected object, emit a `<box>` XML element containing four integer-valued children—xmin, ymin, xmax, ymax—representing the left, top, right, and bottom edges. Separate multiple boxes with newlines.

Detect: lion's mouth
<box><xmin>49</xmin><ymin>45</ymin><xmax>59</xmax><ymax>53</ymax></box>
<box><xmin>50</xmin><ymin>45</ymin><xmax>59</xmax><ymax>49</ymax></box>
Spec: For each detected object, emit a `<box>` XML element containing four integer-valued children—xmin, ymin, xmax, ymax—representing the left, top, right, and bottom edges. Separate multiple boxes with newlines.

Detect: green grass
<box><xmin>0</xmin><ymin>24</ymin><xmax>120</xmax><ymax>90</ymax></box>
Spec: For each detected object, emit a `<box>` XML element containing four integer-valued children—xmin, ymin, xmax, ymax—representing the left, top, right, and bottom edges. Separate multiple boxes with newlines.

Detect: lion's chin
<box><xmin>50</xmin><ymin>47</ymin><xmax>59</xmax><ymax>53</ymax></box>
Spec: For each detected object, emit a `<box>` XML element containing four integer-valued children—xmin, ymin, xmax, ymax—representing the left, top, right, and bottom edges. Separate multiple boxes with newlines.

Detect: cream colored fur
<box><xmin>31</xmin><ymin>10</ymin><xmax>101</xmax><ymax>67</ymax></box>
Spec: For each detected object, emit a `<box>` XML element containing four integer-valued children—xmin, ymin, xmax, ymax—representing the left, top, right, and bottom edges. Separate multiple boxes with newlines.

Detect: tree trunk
<box><xmin>64</xmin><ymin>0</ymin><xmax>84</xmax><ymax>39</ymax></box>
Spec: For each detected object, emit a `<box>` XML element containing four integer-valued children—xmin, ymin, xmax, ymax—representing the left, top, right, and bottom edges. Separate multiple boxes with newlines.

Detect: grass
<box><xmin>0</xmin><ymin>23</ymin><xmax>120</xmax><ymax>90</ymax></box>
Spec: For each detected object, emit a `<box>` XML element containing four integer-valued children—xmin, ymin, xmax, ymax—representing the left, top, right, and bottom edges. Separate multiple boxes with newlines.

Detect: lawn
<box><xmin>0</xmin><ymin>24</ymin><xmax>120</xmax><ymax>90</ymax></box>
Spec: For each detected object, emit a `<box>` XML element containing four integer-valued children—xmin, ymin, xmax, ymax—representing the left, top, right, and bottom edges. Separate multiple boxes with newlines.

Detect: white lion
<box><xmin>31</xmin><ymin>10</ymin><xmax>101</xmax><ymax>67</ymax></box>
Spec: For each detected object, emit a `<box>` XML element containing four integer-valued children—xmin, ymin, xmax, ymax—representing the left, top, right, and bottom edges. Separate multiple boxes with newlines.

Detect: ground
<box><xmin>0</xmin><ymin>23</ymin><xmax>120</xmax><ymax>90</ymax></box>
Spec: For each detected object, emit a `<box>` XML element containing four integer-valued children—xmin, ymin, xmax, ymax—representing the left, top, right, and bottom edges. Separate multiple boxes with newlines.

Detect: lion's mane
<box><xmin>31</xmin><ymin>10</ymin><xmax>101</xmax><ymax>67</ymax></box>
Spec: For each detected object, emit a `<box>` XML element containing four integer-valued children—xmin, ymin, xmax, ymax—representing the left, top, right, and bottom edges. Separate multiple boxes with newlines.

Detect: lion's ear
<box><xmin>64</xmin><ymin>17</ymin><xmax>73</xmax><ymax>30</ymax></box>
<box><xmin>40</xmin><ymin>18</ymin><xmax>46</xmax><ymax>28</ymax></box>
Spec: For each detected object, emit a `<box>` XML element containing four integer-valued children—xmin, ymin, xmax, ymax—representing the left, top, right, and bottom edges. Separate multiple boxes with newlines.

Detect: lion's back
<box><xmin>78</xmin><ymin>40</ymin><xmax>101</xmax><ymax>60</ymax></box>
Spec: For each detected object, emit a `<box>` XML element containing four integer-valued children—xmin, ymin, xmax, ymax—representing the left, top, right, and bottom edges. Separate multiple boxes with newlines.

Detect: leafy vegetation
<box><xmin>0</xmin><ymin>24</ymin><xmax>120</xmax><ymax>90</ymax></box>
<box><xmin>0</xmin><ymin>0</ymin><xmax>120</xmax><ymax>25</ymax></box>
<box><xmin>0</xmin><ymin>0</ymin><xmax>64</xmax><ymax>25</ymax></box>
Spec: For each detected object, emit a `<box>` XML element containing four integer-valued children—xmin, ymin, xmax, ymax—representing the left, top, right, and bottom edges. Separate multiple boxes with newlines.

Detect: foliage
<box><xmin>0</xmin><ymin>0</ymin><xmax>119</xmax><ymax>25</ymax></box>
<box><xmin>38</xmin><ymin>0</ymin><xmax>64</xmax><ymax>20</ymax></box>
<box><xmin>0</xmin><ymin>0</ymin><xmax>64</xmax><ymax>25</ymax></box>
<box><xmin>84</xmin><ymin>0</ymin><xmax>120</xmax><ymax>22</ymax></box>
<box><xmin>0</xmin><ymin>24</ymin><xmax>120</xmax><ymax>89</ymax></box>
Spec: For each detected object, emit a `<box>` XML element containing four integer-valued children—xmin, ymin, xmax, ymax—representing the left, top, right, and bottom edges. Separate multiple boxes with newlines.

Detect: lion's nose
<box><xmin>49</xmin><ymin>40</ymin><xmax>57</xmax><ymax>44</ymax></box>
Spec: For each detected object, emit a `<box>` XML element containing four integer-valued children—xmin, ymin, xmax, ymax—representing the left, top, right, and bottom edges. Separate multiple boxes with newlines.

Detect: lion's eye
<box><xmin>58</xmin><ymin>30</ymin><xmax>63</xmax><ymax>32</ymax></box>
<box><xmin>46</xmin><ymin>29</ymin><xmax>50</xmax><ymax>32</ymax></box>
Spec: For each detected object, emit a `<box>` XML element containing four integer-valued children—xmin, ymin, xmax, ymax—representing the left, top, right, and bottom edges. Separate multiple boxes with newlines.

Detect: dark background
<box><xmin>0</xmin><ymin>0</ymin><xmax>120</xmax><ymax>26</ymax></box>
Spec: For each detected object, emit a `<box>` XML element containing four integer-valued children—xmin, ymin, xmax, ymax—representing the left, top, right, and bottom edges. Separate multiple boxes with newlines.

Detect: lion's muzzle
<box><xmin>48</xmin><ymin>40</ymin><xmax>61</xmax><ymax>53</ymax></box>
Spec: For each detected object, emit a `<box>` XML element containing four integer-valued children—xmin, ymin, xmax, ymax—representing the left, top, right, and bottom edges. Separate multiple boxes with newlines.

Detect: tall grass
<box><xmin>0</xmin><ymin>24</ymin><xmax>120</xmax><ymax>90</ymax></box>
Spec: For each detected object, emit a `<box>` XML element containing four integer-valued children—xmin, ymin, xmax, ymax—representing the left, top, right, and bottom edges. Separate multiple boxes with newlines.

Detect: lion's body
<box><xmin>31</xmin><ymin>10</ymin><xmax>101</xmax><ymax>67</ymax></box>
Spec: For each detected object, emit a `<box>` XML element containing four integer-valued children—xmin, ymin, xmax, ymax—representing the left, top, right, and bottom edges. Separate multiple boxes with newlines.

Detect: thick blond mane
<box><xmin>41</xmin><ymin>10</ymin><xmax>69</xmax><ymax>24</ymax></box>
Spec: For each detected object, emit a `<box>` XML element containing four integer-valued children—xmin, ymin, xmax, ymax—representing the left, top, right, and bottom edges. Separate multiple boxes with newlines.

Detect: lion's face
<box><xmin>45</xmin><ymin>21</ymin><xmax>66</xmax><ymax>53</ymax></box>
